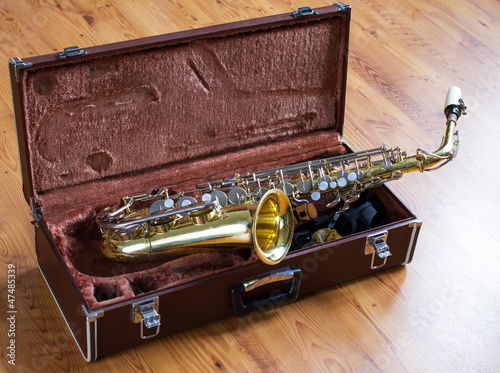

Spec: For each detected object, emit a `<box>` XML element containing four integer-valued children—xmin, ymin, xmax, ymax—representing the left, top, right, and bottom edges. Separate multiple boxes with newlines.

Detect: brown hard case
<box><xmin>10</xmin><ymin>4</ymin><xmax>421</xmax><ymax>360</ymax></box>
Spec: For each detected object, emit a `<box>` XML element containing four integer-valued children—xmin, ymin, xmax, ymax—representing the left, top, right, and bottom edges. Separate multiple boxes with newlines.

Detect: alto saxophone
<box><xmin>96</xmin><ymin>87</ymin><xmax>466</xmax><ymax>264</ymax></box>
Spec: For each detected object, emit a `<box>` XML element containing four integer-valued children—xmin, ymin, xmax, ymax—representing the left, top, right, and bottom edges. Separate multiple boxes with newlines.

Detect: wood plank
<box><xmin>0</xmin><ymin>0</ymin><xmax>498</xmax><ymax>371</ymax></box>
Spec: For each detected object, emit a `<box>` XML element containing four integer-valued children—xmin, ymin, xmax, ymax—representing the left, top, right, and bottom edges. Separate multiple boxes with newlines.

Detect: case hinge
<box><xmin>291</xmin><ymin>7</ymin><xmax>317</xmax><ymax>18</ymax></box>
<box><xmin>132</xmin><ymin>297</ymin><xmax>161</xmax><ymax>339</ymax></box>
<box><xmin>365</xmin><ymin>231</ymin><xmax>391</xmax><ymax>269</ymax></box>
<box><xmin>57</xmin><ymin>46</ymin><xmax>87</xmax><ymax>59</ymax></box>
<box><xmin>30</xmin><ymin>197</ymin><xmax>42</xmax><ymax>226</ymax></box>
<box><xmin>9</xmin><ymin>57</ymin><xmax>33</xmax><ymax>82</ymax></box>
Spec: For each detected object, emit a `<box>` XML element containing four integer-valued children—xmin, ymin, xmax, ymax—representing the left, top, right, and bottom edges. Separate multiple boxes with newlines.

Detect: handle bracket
<box><xmin>231</xmin><ymin>268</ymin><xmax>302</xmax><ymax>317</ymax></box>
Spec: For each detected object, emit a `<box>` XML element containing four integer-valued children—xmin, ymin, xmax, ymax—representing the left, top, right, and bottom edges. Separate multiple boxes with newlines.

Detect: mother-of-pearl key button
<box><xmin>177</xmin><ymin>196</ymin><xmax>197</xmax><ymax>207</ymax></box>
<box><xmin>319</xmin><ymin>181</ymin><xmax>329</xmax><ymax>191</ymax></box>
<box><xmin>347</xmin><ymin>172</ymin><xmax>357</xmax><ymax>182</ymax></box>
<box><xmin>336</xmin><ymin>171</ymin><xmax>348</xmax><ymax>187</ymax></box>
<box><xmin>337</xmin><ymin>177</ymin><xmax>347</xmax><ymax>188</ymax></box>
<box><xmin>318</xmin><ymin>175</ymin><xmax>333</xmax><ymax>191</ymax></box>
<box><xmin>311</xmin><ymin>191</ymin><xmax>321</xmax><ymax>201</ymax></box>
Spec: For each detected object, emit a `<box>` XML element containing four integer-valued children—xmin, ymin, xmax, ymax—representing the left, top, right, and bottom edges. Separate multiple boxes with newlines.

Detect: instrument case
<box><xmin>10</xmin><ymin>3</ymin><xmax>422</xmax><ymax>360</ymax></box>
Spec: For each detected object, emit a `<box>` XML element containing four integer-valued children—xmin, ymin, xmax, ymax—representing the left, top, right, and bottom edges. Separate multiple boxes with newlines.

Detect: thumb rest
<box><xmin>96</xmin><ymin>87</ymin><xmax>466</xmax><ymax>264</ymax></box>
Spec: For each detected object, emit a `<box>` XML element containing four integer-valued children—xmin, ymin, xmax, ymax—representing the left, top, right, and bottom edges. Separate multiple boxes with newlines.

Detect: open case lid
<box><xmin>10</xmin><ymin>4</ymin><xmax>350</xmax><ymax>212</ymax></box>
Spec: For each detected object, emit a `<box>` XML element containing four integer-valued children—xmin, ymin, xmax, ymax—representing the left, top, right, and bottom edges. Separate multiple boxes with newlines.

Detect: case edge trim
<box><xmin>9</xmin><ymin>58</ymin><xmax>32</xmax><ymax>205</ymax></box>
<box><xmin>37</xmin><ymin>259</ymin><xmax>102</xmax><ymax>362</ymax></box>
<box><xmin>82</xmin><ymin>307</ymin><xmax>104</xmax><ymax>361</ymax></box>
<box><xmin>402</xmin><ymin>218</ymin><xmax>422</xmax><ymax>265</ymax></box>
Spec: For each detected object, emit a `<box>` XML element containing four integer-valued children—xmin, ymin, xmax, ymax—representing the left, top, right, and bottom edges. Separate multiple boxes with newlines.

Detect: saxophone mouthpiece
<box><xmin>444</xmin><ymin>86</ymin><xmax>466</xmax><ymax>119</ymax></box>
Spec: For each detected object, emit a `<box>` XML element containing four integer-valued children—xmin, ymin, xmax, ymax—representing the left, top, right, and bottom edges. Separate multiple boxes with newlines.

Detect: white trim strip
<box><xmin>402</xmin><ymin>218</ymin><xmax>422</xmax><ymax>265</ymax></box>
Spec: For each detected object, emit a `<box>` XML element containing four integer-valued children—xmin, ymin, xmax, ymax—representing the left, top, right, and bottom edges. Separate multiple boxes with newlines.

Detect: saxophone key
<box><xmin>354</xmin><ymin>159</ymin><xmax>364</xmax><ymax>180</ymax></box>
<box><xmin>149</xmin><ymin>200</ymin><xmax>166</xmax><ymax>214</ymax></box>
<box><xmin>228</xmin><ymin>186</ymin><xmax>248</xmax><ymax>205</ymax></box>
<box><xmin>311</xmin><ymin>191</ymin><xmax>321</xmax><ymax>201</ymax></box>
<box><xmin>276</xmin><ymin>182</ymin><xmax>295</xmax><ymax>196</ymax></box>
<box><xmin>336</xmin><ymin>172</ymin><xmax>348</xmax><ymax>188</ymax></box>
<box><xmin>380</xmin><ymin>157</ymin><xmax>392</xmax><ymax>170</ymax></box>
<box><xmin>296</xmin><ymin>178</ymin><xmax>312</xmax><ymax>194</ymax></box>
<box><xmin>316</xmin><ymin>166</ymin><xmax>330</xmax><ymax>191</ymax></box>
<box><xmin>252</xmin><ymin>187</ymin><xmax>268</xmax><ymax>202</ymax></box>
<box><xmin>210</xmin><ymin>190</ymin><xmax>228</xmax><ymax>207</ymax></box>
<box><xmin>176</xmin><ymin>196</ymin><xmax>198</xmax><ymax>207</ymax></box>
<box><xmin>347</xmin><ymin>171</ymin><xmax>358</xmax><ymax>182</ymax></box>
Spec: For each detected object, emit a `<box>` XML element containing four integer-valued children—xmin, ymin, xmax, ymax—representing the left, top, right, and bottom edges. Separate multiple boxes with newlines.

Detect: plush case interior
<box><xmin>17</xmin><ymin>13</ymin><xmax>412</xmax><ymax>309</ymax></box>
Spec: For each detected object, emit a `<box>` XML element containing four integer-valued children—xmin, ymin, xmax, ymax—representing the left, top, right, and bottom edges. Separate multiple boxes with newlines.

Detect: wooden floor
<box><xmin>1</xmin><ymin>0</ymin><xmax>499</xmax><ymax>371</ymax></box>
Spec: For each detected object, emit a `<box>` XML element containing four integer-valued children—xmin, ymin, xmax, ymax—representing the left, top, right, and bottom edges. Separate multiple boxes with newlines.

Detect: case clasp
<box><xmin>57</xmin><ymin>46</ymin><xmax>87</xmax><ymax>59</ymax></box>
<box><xmin>365</xmin><ymin>231</ymin><xmax>391</xmax><ymax>269</ymax></box>
<box><xmin>291</xmin><ymin>7</ymin><xmax>317</xmax><ymax>18</ymax></box>
<box><xmin>132</xmin><ymin>297</ymin><xmax>161</xmax><ymax>339</ymax></box>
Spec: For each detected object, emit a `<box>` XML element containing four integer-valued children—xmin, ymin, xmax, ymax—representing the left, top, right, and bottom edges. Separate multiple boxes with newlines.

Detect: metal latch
<box><xmin>57</xmin><ymin>46</ymin><xmax>87</xmax><ymax>59</ymax></box>
<box><xmin>365</xmin><ymin>231</ymin><xmax>391</xmax><ymax>269</ymax></box>
<box><xmin>132</xmin><ymin>297</ymin><xmax>161</xmax><ymax>339</ymax></box>
<box><xmin>291</xmin><ymin>7</ymin><xmax>317</xmax><ymax>18</ymax></box>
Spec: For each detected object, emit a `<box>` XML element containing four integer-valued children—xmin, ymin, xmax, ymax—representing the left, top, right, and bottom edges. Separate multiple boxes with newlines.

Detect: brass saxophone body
<box><xmin>96</xmin><ymin>87</ymin><xmax>466</xmax><ymax>264</ymax></box>
<box><xmin>97</xmin><ymin>189</ymin><xmax>294</xmax><ymax>264</ymax></box>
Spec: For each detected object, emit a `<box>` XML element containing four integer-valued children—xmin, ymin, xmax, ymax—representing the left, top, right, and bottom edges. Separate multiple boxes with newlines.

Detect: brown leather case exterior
<box><xmin>11</xmin><ymin>4</ymin><xmax>421</xmax><ymax>360</ymax></box>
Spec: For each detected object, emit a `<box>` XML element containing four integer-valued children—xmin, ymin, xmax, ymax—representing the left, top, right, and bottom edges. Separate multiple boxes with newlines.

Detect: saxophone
<box><xmin>96</xmin><ymin>87</ymin><xmax>466</xmax><ymax>264</ymax></box>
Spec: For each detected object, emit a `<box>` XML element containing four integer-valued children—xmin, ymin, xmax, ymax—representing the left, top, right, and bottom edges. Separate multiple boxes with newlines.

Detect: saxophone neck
<box><xmin>416</xmin><ymin>87</ymin><xmax>466</xmax><ymax>171</ymax></box>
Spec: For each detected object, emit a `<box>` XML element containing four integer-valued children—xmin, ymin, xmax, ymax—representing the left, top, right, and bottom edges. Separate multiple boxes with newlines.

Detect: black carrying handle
<box><xmin>231</xmin><ymin>267</ymin><xmax>302</xmax><ymax>317</ymax></box>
